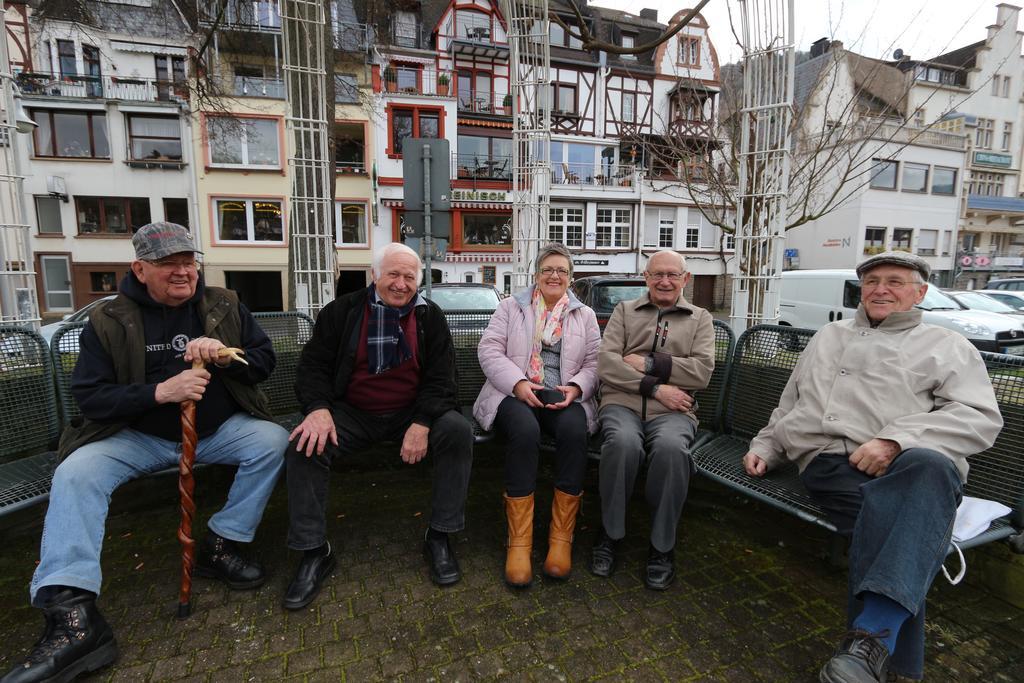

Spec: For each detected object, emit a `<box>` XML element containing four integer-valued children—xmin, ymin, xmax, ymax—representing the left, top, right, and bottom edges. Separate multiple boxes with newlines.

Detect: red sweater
<box><xmin>344</xmin><ymin>302</ymin><xmax>420</xmax><ymax>414</ymax></box>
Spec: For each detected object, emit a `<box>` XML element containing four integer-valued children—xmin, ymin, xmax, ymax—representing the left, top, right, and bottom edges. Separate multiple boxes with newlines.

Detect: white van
<box><xmin>778</xmin><ymin>269</ymin><xmax>1024</xmax><ymax>354</ymax></box>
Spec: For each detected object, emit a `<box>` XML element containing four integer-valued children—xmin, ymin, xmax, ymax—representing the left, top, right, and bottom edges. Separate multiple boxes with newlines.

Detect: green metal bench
<box><xmin>692</xmin><ymin>324</ymin><xmax>1024</xmax><ymax>554</ymax></box>
<box><xmin>0</xmin><ymin>326</ymin><xmax>61</xmax><ymax>516</ymax></box>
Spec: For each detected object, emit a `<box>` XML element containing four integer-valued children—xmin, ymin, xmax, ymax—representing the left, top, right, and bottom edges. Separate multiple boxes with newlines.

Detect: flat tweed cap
<box><xmin>132</xmin><ymin>222</ymin><xmax>203</xmax><ymax>260</ymax></box>
<box><xmin>855</xmin><ymin>250</ymin><xmax>930</xmax><ymax>281</ymax></box>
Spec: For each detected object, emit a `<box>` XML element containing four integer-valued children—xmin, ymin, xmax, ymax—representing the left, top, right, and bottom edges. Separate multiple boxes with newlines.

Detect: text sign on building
<box><xmin>974</xmin><ymin>151</ymin><xmax>1012</xmax><ymax>168</ymax></box>
<box><xmin>573</xmin><ymin>258</ymin><xmax>609</xmax><ymax>266</ymax></box>
<box><xmin>451</xmin><ymin>189</ymin><xmax>511</xmax><ymax>202</ymax></box>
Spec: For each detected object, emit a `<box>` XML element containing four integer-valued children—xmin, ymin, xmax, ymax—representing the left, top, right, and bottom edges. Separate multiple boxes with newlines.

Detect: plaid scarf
<box><xmin>367</xmin><ymin>285</ymin><xmax>417</xmax><ymax>375</ymax></box>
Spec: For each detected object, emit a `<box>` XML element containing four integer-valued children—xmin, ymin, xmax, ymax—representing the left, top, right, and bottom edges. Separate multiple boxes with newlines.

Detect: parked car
<box><xmin>423</xmin><ymin>283</ymin><xmax>503</xmax><ymax>338</ymax></box>
<box><xmin>984</xmin><ymin>278</ymin><xmax>1024</xmax><ymax>291</ymax></box>
<box><xmin>778</xmin><ymin>270</ymin><xmax>1024</xmax><ymax>354</ymax></box>
<box><xmin>422</xmin><ymin>283</ymin><xmax>502</xmax><ymax>312</ymax></box>
<box><xmin>570</xmin><ymin>275</ymin><xmax>647</xmax><ymax>330</ymax></box>
<box><xmin>946</xmin><ymin>290</ymin><xmax>1024</xmax><ymax>317</ymax></box>
<box><xmin>39</xmin><ymin>295</ymin><xmax>116</xmax><ymax>349</ymax></box>
<box><xmin>975</xmin><ymin>289</ymin><xmax>1024</xmax><ymax>312</ymax></box>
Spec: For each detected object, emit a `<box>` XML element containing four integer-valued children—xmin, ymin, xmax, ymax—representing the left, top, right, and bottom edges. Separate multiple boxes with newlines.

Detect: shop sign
<box><xmin>573</xmin><ymin>258</ymin><xmax>609</xmax><ymax>266</ymax></box>
<box><xmin>974</xmin><ymin>151</ymin><xmax>1012</xmax><ymax>168</ymax></box>
<box><xmin>451</xmin><ymin>189</ymin><xmax>511</xmax><ymax>202</ymax></box>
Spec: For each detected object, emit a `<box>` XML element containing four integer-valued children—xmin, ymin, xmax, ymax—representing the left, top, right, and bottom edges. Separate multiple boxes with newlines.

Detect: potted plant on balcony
<box><xmin>501</xmin><ymin>93</ymin><xmax>513</xmax><ymax>114</ymax></box>
<box><xmin>383</xmin><ymin>65</ymin><xmax>397</xmax><ymax>93</ymax></box>
<box><xmin>437</xmin><ymin>72</ymin><xmax>450</xmax><ymax>96</ymax></box>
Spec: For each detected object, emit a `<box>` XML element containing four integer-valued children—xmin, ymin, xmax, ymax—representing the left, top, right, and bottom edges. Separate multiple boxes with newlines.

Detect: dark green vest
<box><xmin>58</xmin><ymin>287</ymin><xmax>272</xmax><ymax>459</ymax></box>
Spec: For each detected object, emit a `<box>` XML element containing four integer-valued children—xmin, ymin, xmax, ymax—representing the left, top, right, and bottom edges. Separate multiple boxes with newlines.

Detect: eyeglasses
<box><xmin>146</xmin><ymin>257</ymin><xmax>200</xmax><ymax>271</ymax></box>
<box><xmin>861</xmin><ymin>277</ymin><xmax>922</xmax><ymax>290</ymax></box>
<box><xmin>539</xmin><ymin>267</ymin><xmax>571</xmax><ymax>277</ymax></box>
<box><xmin>646</xmin><ymin>271</ymin><xmax>685</xmax><ymax>281</ymax></box>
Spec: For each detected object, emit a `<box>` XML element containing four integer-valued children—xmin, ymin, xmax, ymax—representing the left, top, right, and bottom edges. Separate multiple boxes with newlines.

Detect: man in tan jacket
<box><xmin>744</xmin><ymin>251</ymin><xmax>1001</xmax><ymax>683</ymax></box>
<box><xmin>591</xmin><ymin>250</ymin><xmax>715</xmax><ymax>589</ymax></box>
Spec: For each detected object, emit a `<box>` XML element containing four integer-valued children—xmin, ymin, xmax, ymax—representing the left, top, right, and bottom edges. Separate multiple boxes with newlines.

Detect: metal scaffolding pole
<box><xmin>729</xmin><ymin>0</ymin><xmax>795</xmax><ymax>333</ymax></box>
<box><xmin>0</xmin><ymin>10</ymin><xmax>39</xmax><ymax>328</ymax></box>
<box><xmin>281</xmin><ymin>0</ymin><xmax>336</xmax><ymax>318</ymax></box>
<box><xmin>501</xmin><ymin>0</ymin><xmax>552</xmax><ymax>290</ymax></box>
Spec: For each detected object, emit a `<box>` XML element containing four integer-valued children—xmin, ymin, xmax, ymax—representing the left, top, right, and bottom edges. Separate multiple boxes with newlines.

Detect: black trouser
<box><xmin>285</xmin><ymin>402</ymin><xmax>473</xmax><ymax>550</ymax></box>
<box><xmin>493</xmin><ymin>396</ymin><xmax>588</xmax><ymax>497</ymax></box>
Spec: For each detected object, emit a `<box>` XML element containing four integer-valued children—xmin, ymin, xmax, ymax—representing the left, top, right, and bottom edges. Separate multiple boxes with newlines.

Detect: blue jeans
<box><xmin>801</xmin><ymin>448</ymin><xmax>962</xmax><ymax>680</ymax></box>
<box><xmin>30</xmin><ymin>413</ymin><xmax>287</xmax><ymax>603</ymax></box>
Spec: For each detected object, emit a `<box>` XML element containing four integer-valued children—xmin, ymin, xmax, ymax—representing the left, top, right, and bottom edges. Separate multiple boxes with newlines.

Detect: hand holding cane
<box><xmin>177</xmin><ymin>346</ymin><xmax>247</xmax><ymax>618</ymax></box>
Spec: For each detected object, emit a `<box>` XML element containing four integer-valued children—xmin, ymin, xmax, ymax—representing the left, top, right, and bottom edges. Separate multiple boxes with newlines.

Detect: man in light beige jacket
<box><xmin>744</xmin><ymin>251</ymin><xmax>1001</xmax><ymax>683</ymax></box>
<box><xmin>591</xmin><ymin>250</ymin><xmax>715</xmax><ymax>590</ymax></box>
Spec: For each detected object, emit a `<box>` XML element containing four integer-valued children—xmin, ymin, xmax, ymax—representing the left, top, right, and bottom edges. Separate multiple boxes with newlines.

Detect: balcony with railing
<box><xmin>198</xmin><ymin>0</ymin><xmax>281</xmax><ymax>32</ymax></box>
<box><xmin>15</xmin><ymin>70</ymin><xmax>187</xmax><ymax>103</ymax></box>
<box><xmin>447</xmin><ymin>12</ymin><xmax>509</xmax><ymax>59</ymax></box>
<box><xmin>333</xmin><ymin>21</ymin><xmax>370</xmax><ymax>52</ymax></box>
<box><xmin>382</xmin><ymin>66</ymin><xmax>454</xmax><ymax>97</ymax></box>
<box><xmin>457</xmin><ymin>90</ymin><xmax>512</xmax><ymax>116</ymax></box>
<box><xmin>552</xmin><ymin>162</ymin><xmax>638</xmax><ymax>187</ymax></box>
<box><xmin>233</xmin><ymin>75</ymin><xmax>285</xmax><ymax>99</ymax></box>
<box><xmin>453</xmin><ymin>153</ymin><xmax>512</xmax><ymax>181</ymax></box>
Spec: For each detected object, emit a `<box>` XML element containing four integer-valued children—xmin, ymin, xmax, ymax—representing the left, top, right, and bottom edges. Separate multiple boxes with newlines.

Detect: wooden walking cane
<box><xmin>177</xmin><ymin>346</ymin><xmax>247</xmax><ymax>619</ymax></box>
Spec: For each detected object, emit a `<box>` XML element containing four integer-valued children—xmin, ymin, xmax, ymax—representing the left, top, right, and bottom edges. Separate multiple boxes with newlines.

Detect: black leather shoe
<box><xmin>644</xmin><ymin>545</ymin><xmax>675</xmax><ymax>590</ymax></box>
<box><xmin>284</xmin><ymin>543</ymin><xmax>337</xmax><ymax>611</ymax></box>
<box><xmin>423</xmin><ymin>530</ymin><xmax>461</xmax><ymax>586</ymax></box>
<box><xmin>1</xmin><ymin>588</ymin><xmax>118</xmax><ymax>683</ymax></box>
<box><xmin>589</xmin><ymin>527</ymin><xmax>619</xmax><ymax>578</ymax></box>
<box><xmin>194</xmin><ymin>532</ymin><xmax>265</xmax><ymax>590</ymax></box>
<box><xmin>819</xmin><ymin>630</ymin><xmax>890</xmax><ymax>683</ymax></box>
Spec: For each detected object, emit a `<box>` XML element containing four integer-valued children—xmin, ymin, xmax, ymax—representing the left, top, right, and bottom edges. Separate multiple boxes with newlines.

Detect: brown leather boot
<box><xmin>504</xmin><ymin>493</ymin><xmax>534</xmax><ymax>587</ymax></box>
<box><xmin>543</xmin><ymin>489</ymin><xmax>582</xmax><ymax>579</ymax></box>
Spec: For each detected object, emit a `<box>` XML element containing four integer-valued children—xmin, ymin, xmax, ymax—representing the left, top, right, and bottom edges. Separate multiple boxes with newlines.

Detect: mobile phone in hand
<box><xmin>534</xmin><ymin>388</ymin><xmax>566</xmax><ymax>405</ymax></box>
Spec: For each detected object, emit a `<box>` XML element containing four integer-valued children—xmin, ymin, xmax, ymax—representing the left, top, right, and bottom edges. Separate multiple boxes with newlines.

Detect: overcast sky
<box><xmin>590</xmin><ymin>0</ymin><xmax>1017</xmax><ymax>64</ymax></box>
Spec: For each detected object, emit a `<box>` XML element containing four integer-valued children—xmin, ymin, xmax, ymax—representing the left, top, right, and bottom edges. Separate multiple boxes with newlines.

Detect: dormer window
<box><xmin>622</xmin><ymin>33</ymin><xmax>637</xmax><ymax>60</ymax></box>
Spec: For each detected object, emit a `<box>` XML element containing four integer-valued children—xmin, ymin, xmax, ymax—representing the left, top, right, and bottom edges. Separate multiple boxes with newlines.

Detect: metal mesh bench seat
<box><xmin>692</xmin><ymin>324</ymin><xmax>1023</xmax><ymax>556</ymax></box>
<box><xmin>0</xmin><ymin>326</ymin><xmax>61</xmax><ymax>517</ymax></box>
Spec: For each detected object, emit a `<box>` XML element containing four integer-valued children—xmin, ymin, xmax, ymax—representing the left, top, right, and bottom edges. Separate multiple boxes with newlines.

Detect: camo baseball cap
<box><xmin>132</xmin><ymin>222</ymin><xmax>203</xmax><ymax>261</ymax></box>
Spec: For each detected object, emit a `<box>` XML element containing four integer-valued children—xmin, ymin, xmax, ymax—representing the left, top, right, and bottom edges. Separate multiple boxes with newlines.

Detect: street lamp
<box><xmin>12</xmin><ymin>87</ymin><xmax>38</xmax><ymax>134</ymax></box>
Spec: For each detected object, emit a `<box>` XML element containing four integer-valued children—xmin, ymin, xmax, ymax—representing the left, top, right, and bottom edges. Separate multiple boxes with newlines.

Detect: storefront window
<box><xmin>462</xmin><ymin>213</ymin><xmax>511</xmax><ymax>246</ymax></box>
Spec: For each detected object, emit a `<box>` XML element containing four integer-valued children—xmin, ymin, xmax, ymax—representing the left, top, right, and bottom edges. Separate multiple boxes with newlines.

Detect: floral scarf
<box><xmin>527</xmin><ymin>287</ymin><xmax>569</xmax><ymax>384</ymax></box>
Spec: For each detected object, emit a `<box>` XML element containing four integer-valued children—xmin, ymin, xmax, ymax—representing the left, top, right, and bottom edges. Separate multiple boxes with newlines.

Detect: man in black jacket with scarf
<box><xmin>283</xmin><ymin>242</ymin><xmax>473</xmax><ymax>609</ymax></box>
<box><xmin>2</xmin><ymin>223</ymin><xmax>287</xmax><ymax>683</ymax></box>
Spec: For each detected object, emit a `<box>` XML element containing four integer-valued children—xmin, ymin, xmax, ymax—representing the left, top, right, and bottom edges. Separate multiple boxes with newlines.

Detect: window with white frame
<box><xmin>969</xmin><ymin>171</ymin><xmax>1004</xmax><ymax>196</ymax></box>
<box><xmin>643</xmin><ymin>208</ymin><xmax>674</xmax><ymax>247</ymax></box>
<box><xmin>549</xmin><ymin>206</ymin><xmax>584</xmax><ymax>248</ymax></box>
<box><xmin>1002</xmin><ymin>122</ymin><xmax>1013</xmax><ymax>152</ymax></box>
<box><xmin>975</xmin><ymin>118</ymin><xmax>994</xmax><ymax>149</ymax></box>
<box><xmin>992</xmin><ymin>74</ymin><xmax>1002</xmax><ymax>96</ymax></box>
<box><xmin>724</xmin><ymin>231</ymin><xmax>735</xmax><ymax>250</ymax></box>
<box><xmin>685</xmin><ymin>216</ymin><xmax>700</xmax><ymax>249</ymax></box>
<box><xmin>596</xmin><ymin>207</ymin><xmax>631</xmax><ymax>248</ymax></box>
<box><xmin>917</xmin><ymin>229</ymin><xmax>938</xmax><ymax>256</ymax></box>
<box><xmin>215</xmin><ymin>198</ymin><xmax>284</xmax><ymax>243</ymax></box>
<box><xmin>942</xmin><ymin>230</ymin><xmax>952</xmax><ymax>256</ymax></box>
<box><xmin>207</xmin><ymin>116</ymin><xmax>280</xmax><ymax>168</ymax></box>
<box><xmin>335</xmin><ymin>202</ymin><xmax>367</xmax><ymax>246</ymax></box>
<box><xmin>621</xmin><ymin>92</ymin><xmax>635</xmax><ymax>123</ymax></box>
<box><xmin>1003</xmin><ymin>75</ymin><xmax>1011</xmax><ymax>97</ymax></box>
<box><xmin>621</xmin><ymin>33</ymin><xmax>636</xmax><ymax>59</ymax></box>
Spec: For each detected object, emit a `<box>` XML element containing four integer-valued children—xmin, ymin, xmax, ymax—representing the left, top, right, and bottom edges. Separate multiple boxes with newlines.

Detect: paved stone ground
<box><xmin>1</xmin><ymin>449</ymin><xmax>1023</xmax><ymax>682</ymax></box>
